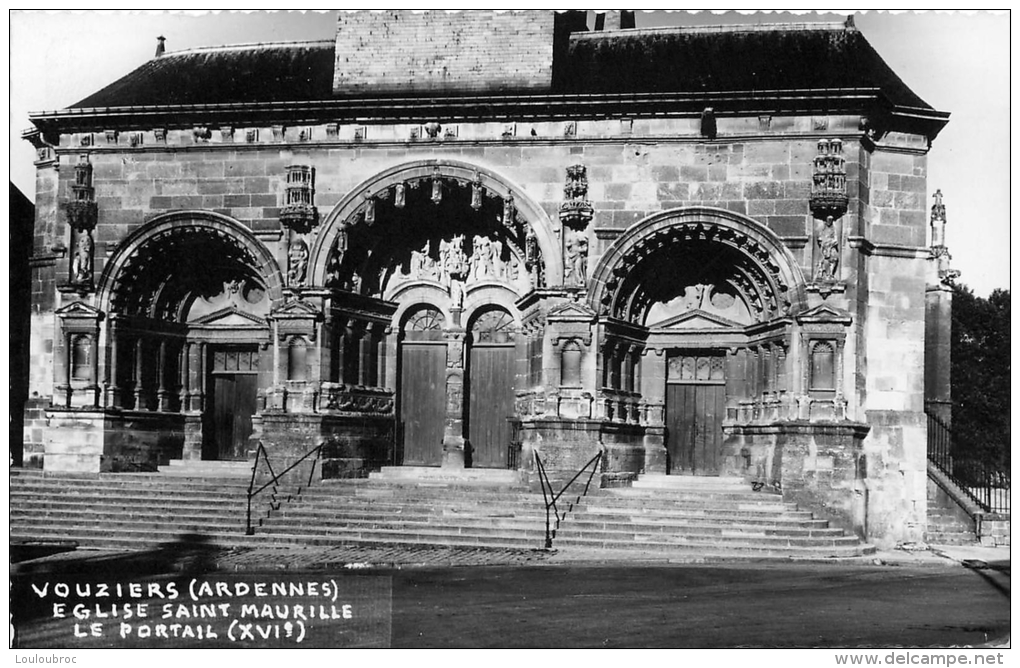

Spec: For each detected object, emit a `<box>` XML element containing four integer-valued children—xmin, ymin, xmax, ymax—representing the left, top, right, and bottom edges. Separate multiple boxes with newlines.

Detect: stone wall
<box><xmin>333</xmin><ymin>10</ymin><xmax>557</xmax><ymax>94</ymax></box>
<box><xmin>26</xmin><ymin>113</ymin><xmax>936</xmax><ymax>547</ymax></box>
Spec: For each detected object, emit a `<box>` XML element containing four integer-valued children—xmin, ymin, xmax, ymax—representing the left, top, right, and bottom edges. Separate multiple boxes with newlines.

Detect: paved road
<box><xmin>10</xmin><ymin>546</ymin><xmax>1010</xmax><ymax>649</ymax></box>
<box><xmin>389</xmin><ymin>563</ymin><xmax>1009</xmax><ymax>648</ymax></box>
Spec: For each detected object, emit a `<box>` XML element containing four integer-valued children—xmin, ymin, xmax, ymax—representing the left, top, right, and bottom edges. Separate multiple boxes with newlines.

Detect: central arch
<box><xmin>308</xmin><ymin>159</ymin><xmax>562</xmax><ymax>289</ymax></box>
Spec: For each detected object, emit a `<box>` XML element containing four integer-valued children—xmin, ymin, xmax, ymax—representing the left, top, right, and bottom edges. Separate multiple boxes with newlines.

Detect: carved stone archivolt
<box><xmin>593</xmin><ymin>219</ymin><xmax>794</xmax><ymax>325</ymax></box>
<box><xmin>324</xmin><ymin>171</ymin><xmax>543</xmax><ymax>298</ymax></box>
<box><xmin>103</xmin><ymin>215</ymin><xmax>282</xmax><ymax>322</ymax></box>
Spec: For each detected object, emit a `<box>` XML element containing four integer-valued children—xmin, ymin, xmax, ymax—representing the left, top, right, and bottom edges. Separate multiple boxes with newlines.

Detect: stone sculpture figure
<box><xmin>814</xmin><ymin>216</ymin><xmax>839</xmax><ymax>281</ymax></box>
<box><xmin>72</xmin><ymin>231</ymin><xmax>93</xmax><ymax>283</ymax></box>
<box><xmin>288</xmin><ymin>238</ymin><xmax>309</xmax><ymax>285</ymax></box>
<box><xmin>564</xmin><ymin>229</ymin><xmax>588</xmax><ymax>286</ymax></box>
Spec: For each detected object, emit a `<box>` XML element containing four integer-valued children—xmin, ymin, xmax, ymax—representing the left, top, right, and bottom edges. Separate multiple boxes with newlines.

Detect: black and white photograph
<box><xmin>8</xmin><ymin>9</ymin><xmax>1010</xmax><ymax>658</ymax></box>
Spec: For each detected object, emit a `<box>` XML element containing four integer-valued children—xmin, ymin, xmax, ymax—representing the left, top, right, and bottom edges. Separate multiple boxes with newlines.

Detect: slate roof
<box><xmin>72</xmin><ymin>40</ymin><xmax>336</xmax><ymax>108</ymax></box>
<box><xmin>559</xmin><ymin>25</ymin><xmax>933</xmax><ymax>111</ymax></box>
<box><xmin>34</xmin><ymin>21</ymin><xmax>946</xmax><ymax>138</ymax></box>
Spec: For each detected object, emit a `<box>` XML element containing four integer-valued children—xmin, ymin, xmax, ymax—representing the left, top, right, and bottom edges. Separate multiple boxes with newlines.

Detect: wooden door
<box><xmin>399</xmin><ymin>341</ymin><xmax>447</xmax><ymax>466</ymax></box>
<box><xmin>468</xmin><ymin>343</ymin><xmax>515</xmax><ymax>468</ymax></box>
<box><xmin>665</xmin><ymin>352</ymin><xmax>725</xmax><ymax>475</ymax></box>
<box><xmin>206</xmin><ymin>347</ymin><xmax>260</xmax><ymax>461</ymax></box>
<box><xmin>467</xmin><ymin>308</ymin><xmax>517</xmax><ymax>469</ymax></box>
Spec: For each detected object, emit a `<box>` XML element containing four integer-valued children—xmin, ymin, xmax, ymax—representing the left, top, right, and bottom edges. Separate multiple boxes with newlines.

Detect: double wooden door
<box><xmin>665</xmin><ymin>352</ymin><xmax>726</xmax><ymax>475</ymax></box>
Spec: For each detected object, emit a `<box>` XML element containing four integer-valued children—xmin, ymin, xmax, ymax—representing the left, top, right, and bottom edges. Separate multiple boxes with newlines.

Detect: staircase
<box><xmin>556</xmin><ymin>475</ymin><xmax>873</xmax><ymax>558</ymax></box>
<box><xmin>10</xmin><ymin>468</ymin><xmax>874</xmax><ymax>559</ymax></box>
<box><xmin>10</xmin><ymin>468</ymin><xmax>254</xmax><ymax>551</ymax></box>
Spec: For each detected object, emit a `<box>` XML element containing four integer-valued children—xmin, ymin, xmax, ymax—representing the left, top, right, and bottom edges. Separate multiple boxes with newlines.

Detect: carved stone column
<box><xmin>107</xmin><ymin>324</ymin><xmax>121</xmax><ymax>409</ymax></box>
<box><xmin>133</xmin><ymin>337</ymin><xmax>147</xmax><ymax>410</ymax></box>
<box><xmin>441</xmin><ymin>328</ymin><xmax>467</xmax><ymax>469</ymax></box>
<box><xmin>53</xmin><ymin>332</ymin><xmax>70</xmax><ymax>408</ymax></box>
<box><xmin>179</xmin><ymin>341</ymin><xmax>191</xmax><ymax>409</ymax></box>
<box><xmin>157</xmin><ymin>339</ymin><xmax>171</xmax><ymax>412</ymax></box>
<box><xmin>640</xmin><ymin>348</ymin><xmax>667</xmax><ymax>474</ymax></box>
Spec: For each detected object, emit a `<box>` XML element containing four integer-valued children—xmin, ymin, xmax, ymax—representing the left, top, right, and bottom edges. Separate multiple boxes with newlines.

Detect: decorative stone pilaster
<box><xmin>640</xmin><ymin>347</ymin><xmax>667</xmax><ymax>474</ymax></box>
<box><xmin>925</xmin><ymin>190</ymin><xmax>956</xmax><ymax>425</ymax></box>
<box><xmin>559</xmin><ymin>164</ymin><xmax>593</xmax><ymax>288</ymax></box>
<box><xmin>442</xmin><ymin>328</ymin><xmax>467</xmax><ymax>468</ymax></box>
<box><xmin>61</xmin><ymin>155</ymin><xmax>98</xmax><ymax>294</ymax></box>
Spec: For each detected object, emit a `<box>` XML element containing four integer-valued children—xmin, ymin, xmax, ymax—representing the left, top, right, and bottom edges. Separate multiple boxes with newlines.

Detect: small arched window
<box><xmin>810</xmin><ymin>341</ymin><xmax>835</xmax><ymax>391</ymax></box>
<box><xmin>560</xmin><ymin>341</ymin><xmax>582</xmax><ymax>387</ymax></box>
<box><xmin>71</xmin><ymin>335</ymin><xmax>91</xmax><ymax>381</ymax></box>
<box><xmin>288</xmin><ymin>336</ymin><xmax>308</xmax><ymax>381</ymax></box>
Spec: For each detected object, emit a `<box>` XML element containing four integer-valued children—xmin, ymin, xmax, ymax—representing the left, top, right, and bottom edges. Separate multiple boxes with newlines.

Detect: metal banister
<box><xmin>245</xmin><ymin>442</ymin><xmax>324</xmax><ymax>535</ymax></box>
<box><xmin>534</xmin><ymin>450</ymin><xmax>602</xmax><ymax>549</ymax></box>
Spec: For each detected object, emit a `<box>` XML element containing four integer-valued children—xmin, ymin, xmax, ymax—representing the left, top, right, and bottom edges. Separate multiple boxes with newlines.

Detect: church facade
<box><xmin>22</xmin><ymin>12</ymin><xmax>950</xmax><ymax>546</ymax></box>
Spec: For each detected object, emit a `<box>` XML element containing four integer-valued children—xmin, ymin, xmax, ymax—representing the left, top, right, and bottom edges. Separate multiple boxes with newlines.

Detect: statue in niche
<box><xmin>449</xmin><ymin>276</ymin><xmax>465</xmax><ymax>309</ymax></box>
<box><xmin>814</xmin><ymin>216</ymin><xmax>840</xmax><ymax>281</ymax></box>
<box><xmin>564</xmin><ymin>228</ymin><xmax>588</xmax><ymax>286</ymax></box>
<box><xmin>288</xmin><ymin>238</ymin><xmax>309</xmax><ymax>285</ymax></box>
<box><xmin>470</xmin><ymin>235</ymin><xmax>495</xmax><ymax>280</ymax></box>
<box><xmin>72</xmin><ymin>230</ymin><xmax>93</xmax><ymax>283</ymax></box>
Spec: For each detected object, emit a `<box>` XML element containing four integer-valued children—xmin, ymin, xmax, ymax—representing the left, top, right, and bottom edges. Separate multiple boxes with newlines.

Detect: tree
<box><xmin>951</xmin><ymin>284</ymin><xmax>1010</xmax><ymax>477</ymax></box>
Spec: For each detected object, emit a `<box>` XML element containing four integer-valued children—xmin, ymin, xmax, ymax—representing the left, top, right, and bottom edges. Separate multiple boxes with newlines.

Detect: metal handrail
<box><xmin>534</xmin><ymin>450</ymin><xmax>603</xmax><ymax>549</ymax></box>
<box><xmin>245</xmin><ymin>442</ymin><xmax>324</xmax><ymax>535</ymax></box>
<box><xmin>927</xmin><ymin>411</ymin><xmax>1010</xmax><ymax>515</ymax></box>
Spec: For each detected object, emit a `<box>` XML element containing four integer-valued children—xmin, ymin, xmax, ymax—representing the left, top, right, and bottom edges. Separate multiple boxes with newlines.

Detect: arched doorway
<box><xmin>313</xmin><ymin>160</ymin><xmax>555</xmax><ymax>469</ymax></box>
<box><xmin>588</xmin><ymin>206</ymin><xmax>809</xmax><ymax>476</ymax></box>
<box><xmin>398</xmin><ymin>306</ymin><xmax>447</xmax><ymax>466</ymax></box>
<box><xmin>466</xmin><ymin>307</ymin><xmax>517</xmax><ymax>468</ymax></box>
<box><xmin>96</xmin><ymin>212</ymin><xmax>282</xmax><ymax>463</ymax></box>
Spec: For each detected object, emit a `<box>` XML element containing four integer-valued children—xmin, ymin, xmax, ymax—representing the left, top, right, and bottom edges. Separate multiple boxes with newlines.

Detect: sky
<box><xmin>7</xmin><ymin>10</ymin><xmax>1011</xmax><ymax>296</ymax></box>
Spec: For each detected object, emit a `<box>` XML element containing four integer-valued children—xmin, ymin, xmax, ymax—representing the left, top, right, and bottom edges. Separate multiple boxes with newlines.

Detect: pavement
<box><xmin>9</xmin><ymin>539</ymin><xmax>1011</xmax><ymax>572</ymax></box>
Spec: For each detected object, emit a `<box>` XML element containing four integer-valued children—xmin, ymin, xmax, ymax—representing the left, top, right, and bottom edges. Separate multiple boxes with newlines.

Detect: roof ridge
<box><xmin>159</xmin><ymin>39</ymin><xmax>334</xmax><ymax>57</ymax></box>
<box><xmin>572</xmin><ymin>21</ymin><xmax>851</xmax><ymax>39</ymax></box>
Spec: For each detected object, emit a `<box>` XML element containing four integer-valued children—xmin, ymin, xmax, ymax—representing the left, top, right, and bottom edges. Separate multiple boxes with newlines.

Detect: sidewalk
<box><xmin>11</xmin><ymin>540</ymin><xmax>1010</xmax><ymax>572</ymax></box>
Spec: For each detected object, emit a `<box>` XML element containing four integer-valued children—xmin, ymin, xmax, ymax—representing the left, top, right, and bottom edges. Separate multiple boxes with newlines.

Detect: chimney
<box><xmin>155</xmin><ymin>35</ymin><xmax>166</xmax><ymax>58</ymax></box>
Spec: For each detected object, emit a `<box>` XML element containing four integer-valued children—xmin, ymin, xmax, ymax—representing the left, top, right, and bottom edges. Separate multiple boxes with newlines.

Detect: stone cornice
<box><xmin>27</xmin><ymin>88</ymin><xmax>946</xmax><ymax>139</ymax></box>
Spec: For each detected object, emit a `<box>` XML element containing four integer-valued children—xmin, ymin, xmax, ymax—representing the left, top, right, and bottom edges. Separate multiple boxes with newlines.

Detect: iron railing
<box><xmin>927</xmin><ymin>412</ymin><xmax>1010</xmax><ymax>514</ymax></box>
<box><xmin>534</xmin><ymin>450</ymin><xmax>603</xmax><ymax>549</ymax></box>
<box><xmin>245</xmin><ymin>442</ymin><xmax>324</xmax><ymax>535</ymax></box>
<box><xmin>507</xmin><ymin>417</ymin><xmax>523</xmax><ymax>470</ymax></box>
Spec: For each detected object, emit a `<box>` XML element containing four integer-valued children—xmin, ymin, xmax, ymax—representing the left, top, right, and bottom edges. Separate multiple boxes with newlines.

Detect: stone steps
<box><xmin>9</xmin><ymin>469</ymin><xmax>874</xmax><ymax>559</ymax></box>
<box><xmin>926</xmin><ymin>508</ymin><xmax>978</xmax><ymax>545</ymax></box>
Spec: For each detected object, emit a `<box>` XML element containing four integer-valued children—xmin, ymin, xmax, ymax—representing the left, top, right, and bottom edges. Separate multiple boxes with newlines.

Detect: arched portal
<box><xmin>466</xmin><ymin>306</ymin><xmax>518</xmax><ymax>468</ymax></box>
<box><xmin>589</xmin><ymin>207</ymin><xmax>808</xmax><ymax>476</ymax></box>
<box><xmin>96</xmin><ymin>211</ymin><xmax>284</xmax><ymax>461</ymax></box>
